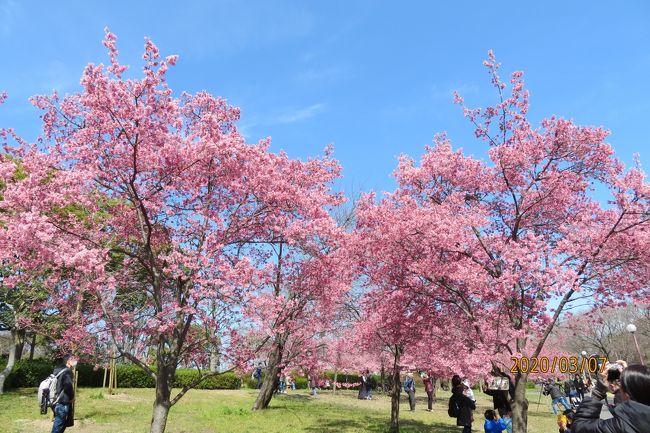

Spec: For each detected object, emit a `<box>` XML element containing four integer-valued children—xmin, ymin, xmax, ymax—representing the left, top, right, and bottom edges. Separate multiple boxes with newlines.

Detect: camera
<box><xmin>607</xmin><ymin>368</ymin><xmax>621</xmax><ymax>382</ymax></box>
<box><xmin>606</xmin><ymin>362</ymin><xmax>624</xmax><ymax>382</ymax></box>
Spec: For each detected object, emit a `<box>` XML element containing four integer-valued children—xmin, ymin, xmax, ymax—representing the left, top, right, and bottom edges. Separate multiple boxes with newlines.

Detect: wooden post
<box><xmin>102</xmin><ymin>365</ymin><xmax>108</xmax><ymax>390</ymax></box>
<box><xmin>70</xmin><ymin>367</ymin><xmax>78</xmax><ymax>427</ymax></box>
<box><xmin>108</xmin><ymin>360</ymin><xmax>114</xmax><ymax>395</ymax></box>
<box><xmin>113</xmin><ymin>359</ymin><xmax>117</xmax><ymax>391</ymax></box>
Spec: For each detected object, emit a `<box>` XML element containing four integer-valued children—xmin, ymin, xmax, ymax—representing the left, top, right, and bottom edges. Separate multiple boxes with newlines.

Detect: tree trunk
<box><xmin>389</xmin><ymin>347</ymin><xmax>402</xmax><ymax>433</ymax></box>
<box><xmin>511</xmin><ymin>371</ymin><xmax>529</xmax><ymax>433</ymax></box>
<box><xmin>332</xmin><ymin>370</ymin><xmax>338</xmax><ymax>395</ymax></box>
<box><xmin>13</xmin><ymin>329</ymin><xmax>25</xmax><ymax>361</ymax></box>
<box><xmin>0</xmin><ymin>329</ymin><xmax>20</xmax><ymax>394</ymax></box>
<box><xmin>380</xmin><ymin>364</ymin><xmax>386</xmax><ymax>393</ymax></box>
<box><xmin>29</xmin><ymin>333</ymin><xmax>36</xmax><ymax>360</ymax></box>
<box><xmin>149</xmin><ymin>366</ymin><xmax>172</xmax><ymax>433</ymax></box>
<box><xmin>252</xmin><ymin>340</ymin><xmax>283</xmax><ymax>410</ymax></box>
<box><xmin>209</xmin><ymin>350</ymin><xmax>220</xmax><ymax>373</ymax></box>
<box><xmin>209</xmin><ymin>336</ymin><xmax>221</xmax><ymax>372</ymax></box>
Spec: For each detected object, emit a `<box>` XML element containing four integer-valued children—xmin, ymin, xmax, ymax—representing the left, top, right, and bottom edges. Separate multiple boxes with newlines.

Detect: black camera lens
<box><xmin>607</xmin><ymin>369</ymin><xmax>621</xmax><ymax>382</ymax></box>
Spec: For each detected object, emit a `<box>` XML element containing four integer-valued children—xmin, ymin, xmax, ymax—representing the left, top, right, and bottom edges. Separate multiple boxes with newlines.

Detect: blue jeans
<box><xmin>552</xmin><ymin>396</ymin><xmax>571</xmax><ymax>414</ymax></box>
<box><xmin>51</xmin><ymin>403</ymin><xmax>70</xmax><ymax>433</ymax></box>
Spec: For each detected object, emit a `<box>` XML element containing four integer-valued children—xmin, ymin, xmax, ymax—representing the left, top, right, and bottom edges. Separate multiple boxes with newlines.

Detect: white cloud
<box><xmin>0</xmin><ymin>0</ymin><xmax>19</xmax><ymax>35</ymax></box>
<box><xmin>234</xmin><ymin>103</ymin><xmax>326</xmax><ymax>139</ymax></box>
<box><xmin>274</xmin><ymin>103</ymin><xmax>325</xmax><ymax>124</ymax></box>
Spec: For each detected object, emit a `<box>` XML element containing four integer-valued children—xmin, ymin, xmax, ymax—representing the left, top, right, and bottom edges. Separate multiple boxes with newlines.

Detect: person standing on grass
<box><xmin>367</xmin><ymin>372</ymin><xmax>375</xmax><ymax>400</ymax></box>
<box><xmin>252</xmin><ymin>363</ymin><xmax>263</xmax><ymax>390</ymax></box>
<box><xmin>286</xmin><ymin>374</ymin><xmax>295</xmax><ymax>391</ymax></box>
<box><xmin>544</xmin><ymin>378</ymin><xmax>572</xmax><ymax>415</ymax></box>
<box><xmin>278</xmin><ymin>373</ymin><xmax>286</xmax><ymax>394</ymax></box>
<box><xmin>422</xmin><ymin>372</ymin><xmax>435</xmax><ymax>411</ymax></box>
<box><xmin>403</xmin><ymin>372</ymin><xmax>416</xmax><ymax>411</ymax></box>
<box><xmin>358</xmin><ymin>370</ymin><xmax>368</xmax><ymax>399</ymax></box>
<box><xmin>451</xmin><ymin>374</ymin><xmax>476</xmax><ymax>433</ymax></box>
<box><xmin>573</xmin><ymin>374</ymin><xmax>586</xmax><ymax>402</ymax></box>
<box><xmin>309</xmin><ymin>373</ymin><xmax>318</xmax><ymax>396</ymax></box>
<box><xmin>564</xmin><ymin>375</ymin><xmax>579</xmax><ymax>407</ymax></box>
<box><xmin>364</xmin><ymin>369</ymin><xmax>373</xmax><ymax>399</ymax></box>
<box><xmin>482</xmin><ymin>371</ymin><xmax>514</xmax><ymax>417</ymax></box>
<box><xmin>50</xmin><ymin>354</ymin><xmax>77</xmax><ymax>433</ymax></box>
<box><xmin>358</xmin><ymin>369</ymin><xmax>372</xmax><ymax>400</ymax></box>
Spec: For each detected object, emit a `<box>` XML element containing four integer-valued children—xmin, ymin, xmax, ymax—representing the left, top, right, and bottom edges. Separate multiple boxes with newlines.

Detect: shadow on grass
<box><xmin>304</xmin><ymin>416</ymin><xmax>457</xmax><ymax>433</ymax></box>
<box><xmin>270</xmin><ymin>393</ymin><xmax>312</xmax><ymax>402</ymax></box>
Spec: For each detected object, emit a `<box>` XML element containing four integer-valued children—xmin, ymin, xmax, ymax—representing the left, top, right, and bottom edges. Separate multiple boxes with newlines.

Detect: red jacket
<box><xmin>423</xmin><ymin>377</ymin><xmax>434</xmax><ymax>393</ymax></box>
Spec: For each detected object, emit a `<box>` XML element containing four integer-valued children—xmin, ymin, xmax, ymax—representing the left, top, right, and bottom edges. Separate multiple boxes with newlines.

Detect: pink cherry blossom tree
<box><xmin>0</xmin><ymin>31</ymin><xmax>345</xmax><ymax>433</ymax></box>
<box><xmin>248</xmin><ymin>239</ymin><xmax>354</xmax><ymax>410</ymax></box>
<box><xmin>350</xmin><ymin>199</ymin><xmax>495</xmax><ymax>433</ymax></box>
<box><xmin>357</xmin><ymin>51</ymin><xmax>650</xmax><ymax>433</ymax></box>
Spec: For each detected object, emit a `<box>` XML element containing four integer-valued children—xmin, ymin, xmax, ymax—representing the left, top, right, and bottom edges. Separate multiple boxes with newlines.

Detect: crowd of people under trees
<box><xmin>246</xmin><ymin>358</ymin><xmax>650</xmax><ymax>433</ymax></box>
<box><xmin>34</xmin><ymin>352</ymin><xmax>650</xmax><ymax>433</ymax></box>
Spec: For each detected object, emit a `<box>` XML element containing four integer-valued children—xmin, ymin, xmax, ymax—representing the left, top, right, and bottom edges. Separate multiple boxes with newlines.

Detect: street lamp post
<box><xmin>578</xmin><ymin>350</ymin><xmax>591</xmax><ymax>397</ymax></box>
<box><xmin>626</xmin><ymin>324</ymin><xmax>645</xmax><ymax>366</ymax></box>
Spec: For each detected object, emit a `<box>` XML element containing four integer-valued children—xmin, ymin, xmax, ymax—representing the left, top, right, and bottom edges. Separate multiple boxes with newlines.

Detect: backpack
<box><xmin>448</xmin><ymin>394</ymin><xmax>461</xmax><ymax>418</ymax></box>
<box><xmin>403</xmin><ymin>378</ymin><xmax>413</xmax><ymax>393</ymax></box>
<box><xmin>38</xmin><ymin>368</ymin><xmax>68</xmax><ymax>414</ymax></box>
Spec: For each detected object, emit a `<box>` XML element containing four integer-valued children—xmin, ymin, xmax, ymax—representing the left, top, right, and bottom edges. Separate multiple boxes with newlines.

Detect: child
<box><xmin>484</xmin><ymin>409</ymin><xmax>507</xmax><ymax>433</ymax></box>
<box><xmin>502</xmin><ymin>410</ymin><xmax>512</xmax><ymax>433</ymax></box>
<box><xmin>557</xmin><ymin>410</ymin><xmax>567</xmax><ymax>431</ymax></box>
<box><xmin>462</xmin><ymin>378</ymin><xmax>476</xmax><ymax>402</ymax></box>
<box><xmin>558</xmin><ymin>408</ymin><xmax>574</xmax><ymax>433</ymax></box>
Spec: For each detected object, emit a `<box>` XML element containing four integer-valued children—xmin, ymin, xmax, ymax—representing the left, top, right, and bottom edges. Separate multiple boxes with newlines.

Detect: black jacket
<box><xmin>565</xmin><ymin>380</ymin><xmax>576</xmax><ymax>396</ymax></box>
<box><xmin>52</xmin><ymin>366</ymin><xmax>74</xmax><ymax>404</ymax></box>
<box><xmin>574</xmin><ymin>378</ymin><xmax>586</xmax><ymax>393</ymax></box>
<box><xmin>545</xmin><ymin>382</ymin><xmax>563</xmax><ymax>399</ymax></box>
<box><xmin>484</xmin><ymin>388</ymin><xmax>512</xmax><ymax>412</ymax></box>
<box><xmin>451</xmin><ymin>385</ymin><xmax>476</xmax><ymax>427</ymax></box>
<box><xmin>573</xmin><ymin>396</ymin><xmax>650</xmax><ymax>433</ymax></box>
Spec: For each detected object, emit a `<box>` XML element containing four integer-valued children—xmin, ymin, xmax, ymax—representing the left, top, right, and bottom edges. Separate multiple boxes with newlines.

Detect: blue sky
<box><xmin>2</xmin><ymin>0</ymin><xmax>650</xmax><ymax>196</ymax></box>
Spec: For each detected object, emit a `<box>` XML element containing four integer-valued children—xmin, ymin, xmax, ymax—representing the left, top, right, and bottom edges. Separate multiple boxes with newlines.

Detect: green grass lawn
<box><xmin>0</xmin><ymin>387</ymin><xmax>558</xmax><ymax>433</ymax></box>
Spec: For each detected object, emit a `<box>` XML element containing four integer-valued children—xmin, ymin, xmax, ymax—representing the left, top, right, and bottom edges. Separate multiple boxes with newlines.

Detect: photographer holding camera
<box><xmin>573</xmin><ymin>360</ymin><xmax>650</xmax><ymax>433</ymax></box>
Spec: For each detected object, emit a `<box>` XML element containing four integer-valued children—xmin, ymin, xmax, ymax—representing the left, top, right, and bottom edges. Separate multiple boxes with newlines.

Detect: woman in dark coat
<box><xmin>573</xmin><ymin>364</ymin><xmax>650</xmax><ymax>433</ymax></box>
<box><xmin>450</xmin><ymin>375</ymin><xmax>476</xmax><ymax>433</ymax></box>
<box><xmin>357</xmin><ymin>370</ymin><xmax>367</xmax><ymax>399</ymax></box>
<box><xmin>573</xmin><ymin>374</ymin><xmax>586</xmax><ymax>401</ymax></box>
